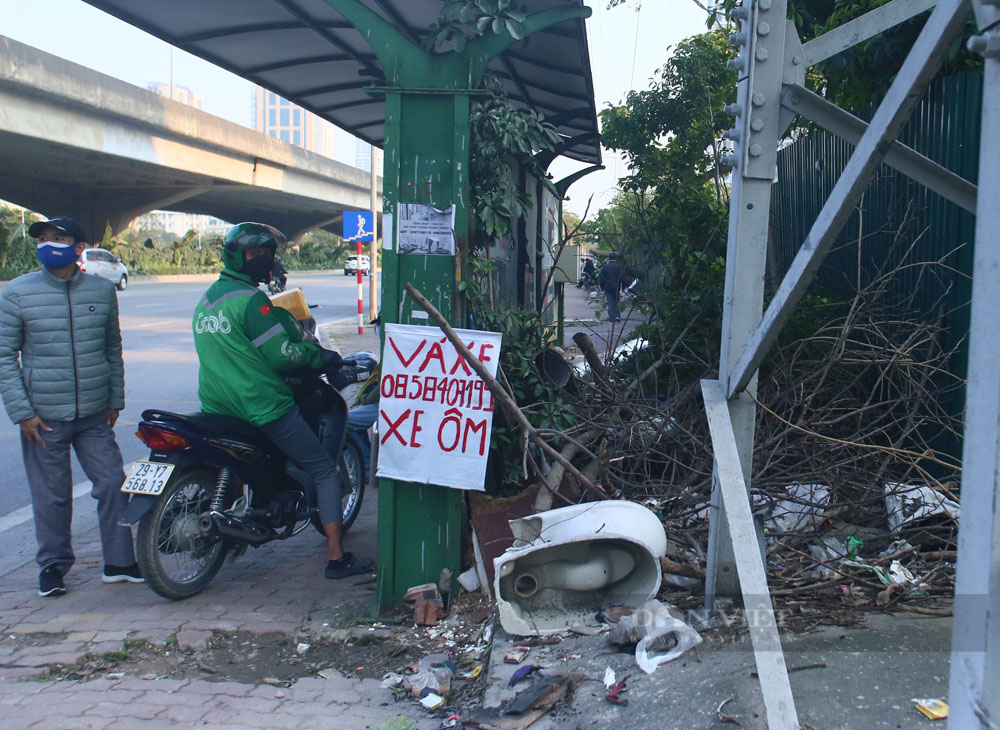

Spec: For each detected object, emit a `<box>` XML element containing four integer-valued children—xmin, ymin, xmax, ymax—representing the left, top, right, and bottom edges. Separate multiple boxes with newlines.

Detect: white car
<box><xmin>344</xmin><ymin>254</ymin><xmax>371</xmax><ymax>276</ymax></box>
<box><xmin>80</xmin><ymin>247</ymin><xmax>129</xmax><ymax>290</ymax></box>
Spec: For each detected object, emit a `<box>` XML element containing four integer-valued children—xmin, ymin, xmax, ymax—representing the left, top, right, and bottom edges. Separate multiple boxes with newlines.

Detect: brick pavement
<box><xmin>0</xmin><ymin>321</ymin><xmax>437</xmax><ymax>730</ymax></box>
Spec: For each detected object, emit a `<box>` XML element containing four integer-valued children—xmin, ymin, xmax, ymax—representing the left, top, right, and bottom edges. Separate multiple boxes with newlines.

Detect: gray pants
<box><xmin>21</xmin><ymin>412</ymin><xmax>135</xmax><ymax>575</ymax></box>
<box><xmin>604</xmin><ymin>289</ymin><xmax>620</xmax><ymax>322</ymax></box>
<box><xmin>259</xmin><ymin>405</ymin><xmax>343</xmax><ymax>525</ymax></box>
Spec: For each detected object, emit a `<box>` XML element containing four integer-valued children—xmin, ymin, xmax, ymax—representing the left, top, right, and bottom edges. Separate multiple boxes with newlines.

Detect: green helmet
<box><xmin>222</xmin><ymin>222</ymin><xmax>285</xmax><ymax>272</ymax></box>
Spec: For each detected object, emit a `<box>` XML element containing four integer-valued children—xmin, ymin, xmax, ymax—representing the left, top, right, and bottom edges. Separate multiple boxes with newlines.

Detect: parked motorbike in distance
<box><xmin>119</xmin><ymin>357</ymin><xmax>364</xmax><ymax>600</ymax></box>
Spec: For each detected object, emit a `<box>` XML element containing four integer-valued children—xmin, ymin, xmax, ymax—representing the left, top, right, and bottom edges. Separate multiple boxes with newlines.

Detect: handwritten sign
<box><xmin>376</xmin><ymin>323</ymin><xmax>502</xmax><ymax>491</ymax></box>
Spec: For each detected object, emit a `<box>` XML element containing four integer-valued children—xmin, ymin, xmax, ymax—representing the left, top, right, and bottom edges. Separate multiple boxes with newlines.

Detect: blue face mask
<box><xmin>36</xmin><ymin>242</ymin><xmax>79</xmax><ymax>269</ymax></box>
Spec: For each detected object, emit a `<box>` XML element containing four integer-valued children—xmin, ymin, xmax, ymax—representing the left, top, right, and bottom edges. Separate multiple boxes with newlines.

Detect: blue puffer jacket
<box><xmin>0</xmin><ymin>267</ymin><xmax>125</xmax><ymax>424</ymax></box>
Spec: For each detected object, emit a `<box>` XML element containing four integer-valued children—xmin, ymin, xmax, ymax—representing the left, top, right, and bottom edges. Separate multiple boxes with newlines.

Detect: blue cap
<box><xmin>28</xmin><ymin>217</ymin><xmax>87</xmax><ymax>244</ymax></box>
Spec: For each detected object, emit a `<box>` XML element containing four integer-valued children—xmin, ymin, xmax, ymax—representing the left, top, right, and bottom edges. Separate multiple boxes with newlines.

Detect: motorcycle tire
<box><xmin>136</xmin><ymin>468</ymin><xmax>228</xmax><ymax>601</ymax></box>
<box><xmin>311</xmin><ymin>445</ymin><xmax>365</xmax><ymax>535</ymax></box>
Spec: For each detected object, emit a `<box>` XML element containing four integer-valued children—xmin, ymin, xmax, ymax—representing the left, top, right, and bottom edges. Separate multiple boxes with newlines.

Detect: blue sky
<box><xmin>0</xmin><ymin>0</ymin><xmax>709</xmax><ymax>216</ymax></box>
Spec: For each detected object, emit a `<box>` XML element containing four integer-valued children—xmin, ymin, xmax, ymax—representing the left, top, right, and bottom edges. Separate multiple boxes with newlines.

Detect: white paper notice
<box><xmin>376</xmin><ymin>323</ymin><xmax>502</xmax><ymax>491</ymax></box>
<box><xmin>397</xmin><ymin>203</ymin><xmax>456</xmax><ymax>255</ymax></box>
<box><xmin>382</xmin><ymin>213</ymin><xmax>393</xmax><ymax>250</ymax></box>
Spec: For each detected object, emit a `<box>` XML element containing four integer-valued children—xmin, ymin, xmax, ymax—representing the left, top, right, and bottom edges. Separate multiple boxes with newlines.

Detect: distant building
<box><xmin>131</xmin><ymin>211</ymin><xmax>229</xmax><ymax>238</ymax></box>
<box><xmin>147</xmin><ymin>82</ymin><xmax>203</xmax><ymax>110</ymax></box>
<box><xmin>355</xmin><ymin>139</ymin><xmax>371</xmax><ymax>172</ymax></box>
<box><xmin>252</xmin><ymin>87</ymin><xmax>335</xmax><ymax>158</ymax></box>
<box><xmin>354</xmin><ymin>139</ymin><xmax>383</xmax><ymax>175</ymax></box>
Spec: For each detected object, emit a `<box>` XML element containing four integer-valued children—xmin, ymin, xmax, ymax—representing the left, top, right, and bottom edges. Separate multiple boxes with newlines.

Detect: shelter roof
<box><xmin>82</xmin><ymin>0</ymin><xmax>601</xmax><ymax>164</ymax></box>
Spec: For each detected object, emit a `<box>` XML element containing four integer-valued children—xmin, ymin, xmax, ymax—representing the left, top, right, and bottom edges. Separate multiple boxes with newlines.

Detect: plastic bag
<box><xmin>607</xmin><ymin>599</ymin><xmax>702</xmax><ymax>674</ymax></box>
<box><xmin>402</xmin><ymin>653</ymin><xmax>453</xmax><ymax>697</ymax></box>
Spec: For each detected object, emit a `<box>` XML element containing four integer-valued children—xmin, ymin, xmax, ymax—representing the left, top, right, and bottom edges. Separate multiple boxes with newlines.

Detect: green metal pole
<box><xmin>323</xmin><ymin>0</ymin><xmax>591</xmax><ymax>609</ymax></box>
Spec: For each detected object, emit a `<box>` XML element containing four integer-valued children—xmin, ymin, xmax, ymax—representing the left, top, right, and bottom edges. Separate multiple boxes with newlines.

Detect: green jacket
<box><xmin>193</xmin><ymin>269</ymin><xmax>322</xmax><ymax>425</ymax></box>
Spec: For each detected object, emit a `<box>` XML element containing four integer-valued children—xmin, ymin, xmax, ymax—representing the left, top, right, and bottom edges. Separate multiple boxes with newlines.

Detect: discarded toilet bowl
<box><xmin>495</xmin><ymin>501</ymin><xmax>666</xmax><ymax>636</ymax></box>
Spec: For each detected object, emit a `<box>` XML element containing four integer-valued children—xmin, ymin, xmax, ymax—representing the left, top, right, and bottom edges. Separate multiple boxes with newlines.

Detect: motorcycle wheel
<box><xmin>311</xmin><ymin>446</ymin><xmax>365</xmax><ymax>535</ymax></box>
<box><xmin>136</xmin><ymin>468</ymin><xmax>227</xmax><ymax>600</ymax></box>
<box><xmin>339</xmin><ymin>439</ymin><xmax>366</xmax><ymax>531</ymax></box>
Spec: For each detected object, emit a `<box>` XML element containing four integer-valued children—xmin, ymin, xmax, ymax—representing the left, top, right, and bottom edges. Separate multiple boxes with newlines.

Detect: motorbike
<box><xmin>267</xmin><ymin>274</ymin><xmax>286</xmax><ymax>295</ymax></box>
<box><xmin>119</xmin><ymin>358</ymin><xmax>365</xmax><ymax>600</ymax></box>
<box><xmin>329</xmin><ymin>350</ymin><xmax>379</xmax><ymax>484</ymax></box>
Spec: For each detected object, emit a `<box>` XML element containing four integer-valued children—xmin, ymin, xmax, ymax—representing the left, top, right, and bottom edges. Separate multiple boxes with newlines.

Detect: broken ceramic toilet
<box><xmin>494</xmin><ymin>501</ymin><xmax>667</xmax><ymax>635</ymax></box>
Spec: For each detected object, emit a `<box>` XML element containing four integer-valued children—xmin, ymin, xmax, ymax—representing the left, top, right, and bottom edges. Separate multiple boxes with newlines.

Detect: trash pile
<box><xmin>526</xmin><ymin>273</ymin><xmax>963</xmax><ymax>619</ymax></box>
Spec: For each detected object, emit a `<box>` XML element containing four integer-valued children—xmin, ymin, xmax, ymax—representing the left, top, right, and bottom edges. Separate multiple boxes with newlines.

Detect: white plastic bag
<box><xmin>607</xmin><ymin>599</ymin><xmax>702</xmax><ymax>674</ymax></box>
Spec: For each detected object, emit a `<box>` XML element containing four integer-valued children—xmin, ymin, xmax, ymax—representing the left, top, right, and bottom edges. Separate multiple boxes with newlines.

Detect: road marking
<box><xmin>135</xmin><ymin>303</ymin><xmax>163</xmax><ymax>309</ymax></box>
<box><xmin>137</xmin><ymin>320</ymin><xmax>173</xmax><ymax>328</ymax></box>
<box><xmin>0</xmin><ymin>480</ymin><xmax>93</xmax><ymax>534</ymax></box>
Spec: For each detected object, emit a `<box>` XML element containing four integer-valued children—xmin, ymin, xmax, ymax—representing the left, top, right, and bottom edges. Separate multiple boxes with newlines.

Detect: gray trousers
<box><xmin>21</xmin><ymin>412</ymin><xmax>135</xmax><ymax>575</ymax></box>
<box><xmin>259</xmin><ymin>405</ymin><xmax>343</xmax><ymax>525</ymax></box>
<box><xmin>604</xmin><ymin>289</ymin><xmax>620</xmax><ymax>322</ymax></box>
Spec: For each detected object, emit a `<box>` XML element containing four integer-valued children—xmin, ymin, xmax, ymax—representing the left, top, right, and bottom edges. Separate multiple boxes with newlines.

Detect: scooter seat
<box><xmin>140</xmin><ymin>409</ymin><xmax>268</xmax><ymax>444</ymax></box>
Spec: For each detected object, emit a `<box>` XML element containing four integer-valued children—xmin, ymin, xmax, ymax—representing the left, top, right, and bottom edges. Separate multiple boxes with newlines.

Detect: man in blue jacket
<box><xmin>0</xmin><ymin>217</ymin><xmax>141</xmax><ymax>597</ymax></box>
<box><xmin>598</xmin><ymin>252</ymin><xmax>623</xmax><ymax>323</ymax></box>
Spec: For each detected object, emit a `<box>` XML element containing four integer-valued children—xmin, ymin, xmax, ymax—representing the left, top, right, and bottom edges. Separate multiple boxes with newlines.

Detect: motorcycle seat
<box><xmin>140</xmin><ymin>409</ymin><xmax>269</xmax><ymax>444</ymax></box>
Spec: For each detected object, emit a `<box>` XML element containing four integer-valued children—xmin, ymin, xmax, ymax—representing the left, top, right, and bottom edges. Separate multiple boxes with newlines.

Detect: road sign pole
<box><xmin>356</xmin><ymin>239</ymin><xmax>363</xmax><ymax>334</ymax></box>
<box><xmin>370</xmin><ymin>146</ymin><xmax>379</xmax><ymax>321</ymax></box>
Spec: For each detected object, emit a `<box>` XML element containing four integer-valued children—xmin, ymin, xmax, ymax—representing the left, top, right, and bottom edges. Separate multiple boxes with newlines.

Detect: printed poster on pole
<box><xmin>376</xmin><ymin>323</ymin><xmax>502</xmax><ymax>491</ymax></box>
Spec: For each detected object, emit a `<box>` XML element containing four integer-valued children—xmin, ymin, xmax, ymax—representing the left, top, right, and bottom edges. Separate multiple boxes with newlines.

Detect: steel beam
<box><xmin>727</xmin><ymin>0</ymin><xmax>971</xmax><ymax>397</ymax></box>
<box><xmin>781</xmin><ymin>83</ymin><xmax>978</xmax><ymax>213</ymax></box>
<box><xmin>710</xmin><ymin>0</ymin><xmax>789</xmax><ymax>600</ymax></box>
<box><xmin>702</xmin><ymin>379</ymin><xmax>799</xmax><ymax>730</ymax></box>
<box><xmin>949</xmin><ymin>4</ymin><xmax>1000</xmax><ymax>726</ymax></box>
<box><xmin>801</xmin><ymin>0</ymin><xmax>937</xmax><ymax>66</ymax></box>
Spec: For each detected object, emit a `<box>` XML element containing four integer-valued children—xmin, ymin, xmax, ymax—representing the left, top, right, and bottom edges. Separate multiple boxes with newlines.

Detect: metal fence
<box><xmin>769</xmin><ymin>71</ymin><xmax>982</xmax><ymax>459</ymax></box>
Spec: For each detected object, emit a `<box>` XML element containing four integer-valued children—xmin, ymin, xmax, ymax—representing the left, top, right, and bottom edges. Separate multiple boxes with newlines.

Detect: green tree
<box><xmin>0</xmin><ymin>207</ymin><xmax>39</xmax><ymax>278</ymax></box>
<box><xmin>708</xmin><ymin>0</ymin><xmax>980</xmax><ymax>110</ymax></box>
<box><xmin>589</xmin><ymin>30</ymin><xmax>735</xmax><ymax>359</ymax></box>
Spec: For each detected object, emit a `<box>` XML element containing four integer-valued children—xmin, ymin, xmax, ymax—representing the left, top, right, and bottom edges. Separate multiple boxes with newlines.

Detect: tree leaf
<box><xmin>505</xmin><ymin>20</ymin><xmax>523</xmax><ymax>40</ymax></box>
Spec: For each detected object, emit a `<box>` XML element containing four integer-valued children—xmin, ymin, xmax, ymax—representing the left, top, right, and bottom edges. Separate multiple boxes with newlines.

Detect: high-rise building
<box><xmin>354</xmin><ymin>139</ymin><xmax>383</xmax><ymax>175</ymax></box>
<box><xmin>147</xmin><ymin>82</ymin><xmax>203</xmax><ymax>110</ymax></box>
<box><xmin>252</xmin><ymin>87</ymin><xmax>335</xmax><ymax>158</ymax></box>
<box><xmin>355</xmin><ymin>139</ymin><xmax>372</xmax><ymax>172</ymax></box>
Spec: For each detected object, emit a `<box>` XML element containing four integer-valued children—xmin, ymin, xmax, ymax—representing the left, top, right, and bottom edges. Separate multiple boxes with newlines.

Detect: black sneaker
<box><xmin>102</xmin><ymin>563</ymin><xmax>145</xmax><ymax>584</ymax></box>
<box><xmin>324</xmin><ymin>553</ymin><xmax>374</xmax><ymax>580</ymax></box>
<box><xmin>38</xmin><ymin>565</ymin><xmax>66</xmax><ymax>597</ymax></box>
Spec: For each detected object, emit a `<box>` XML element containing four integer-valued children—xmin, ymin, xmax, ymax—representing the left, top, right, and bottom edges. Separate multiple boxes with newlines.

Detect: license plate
<box><xmin>121</xmin><ymin>461</ymin><xmax>175</xmax><ymax>495</ymax></box>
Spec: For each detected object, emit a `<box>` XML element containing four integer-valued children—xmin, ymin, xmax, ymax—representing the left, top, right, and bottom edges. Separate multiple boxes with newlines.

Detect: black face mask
<box><xmin>244</xmin><ymin>255</ymin><xmax>274</xmax><ymax>284</ymax></box>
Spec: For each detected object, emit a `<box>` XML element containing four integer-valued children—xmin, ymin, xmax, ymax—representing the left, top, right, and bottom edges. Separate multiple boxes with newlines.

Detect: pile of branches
<box><xmin>522</xmin><ymin>246</ymin><xmax>963</xmax><ymax>612</ymax></box>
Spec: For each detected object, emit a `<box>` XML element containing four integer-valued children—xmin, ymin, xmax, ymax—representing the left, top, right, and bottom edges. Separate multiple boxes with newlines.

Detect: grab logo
<box><xmin>195</xmin><ymin>311</ymin><xmax>232</xmax><ymax>334</ymax></box>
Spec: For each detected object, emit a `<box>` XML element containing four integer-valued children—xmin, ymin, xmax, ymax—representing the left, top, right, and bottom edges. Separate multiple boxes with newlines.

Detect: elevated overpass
<box><xmin>0</xmin><ymin>35</ymin><xmax>380</xmax><ymax>240</ymax></box>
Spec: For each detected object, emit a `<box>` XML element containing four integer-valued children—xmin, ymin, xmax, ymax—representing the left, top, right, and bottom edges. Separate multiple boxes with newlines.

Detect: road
<box><xmin>0</xmin><ymin>270</ymin><xmax>363</xmax><ymax>568</ymax></box>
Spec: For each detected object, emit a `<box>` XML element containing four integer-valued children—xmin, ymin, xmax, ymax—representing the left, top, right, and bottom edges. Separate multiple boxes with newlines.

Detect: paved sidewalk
<box><xmin>559</xmin><ymin>282</ymin><xmax>646</xmax><ymax>360</ymax></box>
<box><xmin>0</xmin><ymin>320</ymin><xmax>436</xmax><ymax>730</ymax></box>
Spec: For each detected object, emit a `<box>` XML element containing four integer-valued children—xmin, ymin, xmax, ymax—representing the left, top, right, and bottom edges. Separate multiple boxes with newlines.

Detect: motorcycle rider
<box><xmin>192</xmin><ymin>222</ymin><xmax>372</xmax><ymax>580</ymax></box>
<box><xmin>270</xmin><ymin>254</ymin><xmax>287</xmax><ymax>292</ymax></box>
